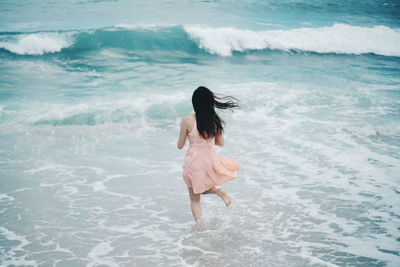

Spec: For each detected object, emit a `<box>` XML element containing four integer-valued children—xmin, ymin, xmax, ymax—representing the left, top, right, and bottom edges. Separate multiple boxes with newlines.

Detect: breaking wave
<box><xmin>0</xmin><ymin>23</ymin><xmax>399</xmax><ymax>57</ymax></box>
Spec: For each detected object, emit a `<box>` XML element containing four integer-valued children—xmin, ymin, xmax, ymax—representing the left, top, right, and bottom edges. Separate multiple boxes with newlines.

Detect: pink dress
<box><xmin>182</xmin><ymin>114</ymin><xmax>241</xmax><ymax>194</ymax></box>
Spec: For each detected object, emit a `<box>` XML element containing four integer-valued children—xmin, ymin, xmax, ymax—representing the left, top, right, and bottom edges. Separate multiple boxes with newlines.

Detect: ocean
<box><xmin>0</xmin><ymin>0</ymin><xmax>399</xmax><ymax>266</ymax></box>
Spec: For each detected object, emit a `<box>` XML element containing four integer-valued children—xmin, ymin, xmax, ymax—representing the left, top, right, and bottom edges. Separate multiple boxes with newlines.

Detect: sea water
<box><xmin>0</xmin><ymin>0</ymin><xmax>399</xmax><ymax>266</ymax></box>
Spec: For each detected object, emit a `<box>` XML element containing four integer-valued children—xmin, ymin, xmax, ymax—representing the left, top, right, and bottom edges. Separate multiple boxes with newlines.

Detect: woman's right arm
<box><xmin>215</xmin><ymin>133</ymin><xmax>224</xmax><ymax>147</ymax></box>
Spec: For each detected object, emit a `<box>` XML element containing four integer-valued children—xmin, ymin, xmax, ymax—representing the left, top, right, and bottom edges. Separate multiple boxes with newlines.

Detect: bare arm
<box><xmin>215</xmin><ymin>133</ymin><xmax>224</xmax><ymax>147</ymax></box>
<box><xmin>177</xmin><ymin>118</ymin><xmax>189</xmax><ymax>149</ymax></box>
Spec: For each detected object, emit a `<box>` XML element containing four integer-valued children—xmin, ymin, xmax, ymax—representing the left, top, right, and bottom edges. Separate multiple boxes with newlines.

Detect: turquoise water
<box><xmin>1</xmin><ymin>0</ymin><xmax>399</xmax><ymax>266</ymax></box>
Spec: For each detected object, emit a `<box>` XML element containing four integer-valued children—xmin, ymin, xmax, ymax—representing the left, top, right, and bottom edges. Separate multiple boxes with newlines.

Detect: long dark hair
<box><xmin>192</xmin><ymin>86</ymin><xmax>239</xmax><ymax>139</ymax></box>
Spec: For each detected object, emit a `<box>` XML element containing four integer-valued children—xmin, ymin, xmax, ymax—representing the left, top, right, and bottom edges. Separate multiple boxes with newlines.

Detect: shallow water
<box><xmin>1</xmin><ymin>0</ymin><xmax>399</xmax><ymax>266</ymax></box>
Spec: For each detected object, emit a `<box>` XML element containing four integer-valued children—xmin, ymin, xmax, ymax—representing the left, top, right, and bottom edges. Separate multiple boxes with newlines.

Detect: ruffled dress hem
<box><xmin>183</xmin><ymin>148</ymin><xmax>241</xmax><ymax>194</ymax></box>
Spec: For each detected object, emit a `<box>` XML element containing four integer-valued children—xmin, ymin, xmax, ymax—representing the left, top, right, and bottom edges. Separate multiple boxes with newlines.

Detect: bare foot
<box><xmin>217</xmin><ymin>188</ymin><xmax>232</xmax><ymax>207</ymax></box>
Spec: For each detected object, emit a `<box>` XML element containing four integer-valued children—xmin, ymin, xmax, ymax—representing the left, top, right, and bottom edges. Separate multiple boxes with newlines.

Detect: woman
<box><xmin>177</xmin><ymin>86</ymin><xmax>241</xmax><ymax>223</ymax></box>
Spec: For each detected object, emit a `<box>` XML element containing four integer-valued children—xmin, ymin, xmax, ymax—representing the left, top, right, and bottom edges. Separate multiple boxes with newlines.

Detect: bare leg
<box><xmin>203</xmin><ymin>186</ymin><xmax>232</xmax><ymax>207</ymax></box>
<box><xmin>188</xmin><ymin>187</ymin><xmax>202</xmax><ymax>223</ymax></box>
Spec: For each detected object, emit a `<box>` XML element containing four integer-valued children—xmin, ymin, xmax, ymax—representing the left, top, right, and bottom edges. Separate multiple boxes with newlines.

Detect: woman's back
<box><xmin>187</xmin><ymin>113</ymin><xmax>214</xmax><ymax>146</ymax></box>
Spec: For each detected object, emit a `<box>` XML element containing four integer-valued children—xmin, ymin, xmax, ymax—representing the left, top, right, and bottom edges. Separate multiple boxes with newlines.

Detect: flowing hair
<box><xmin>192</xmin><ymin>86</ymin><xmax>239</xmax><ymax>139</ymax></box>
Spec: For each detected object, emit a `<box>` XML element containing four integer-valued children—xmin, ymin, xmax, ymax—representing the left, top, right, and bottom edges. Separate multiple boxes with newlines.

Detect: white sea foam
<box><xmin>0</xmin><ymin>193</ymin><xmax>15</xmax><ymax>202</ymax></box>
<box><xmin>92</xmin><ymin>174</ymin><xmax>127</xmax><ymax>192</ymax></box>
<box><xmin>184</xmin><ymin>23</ymin><xmax>400</xmax><ymax>56</ymax></box>
<box><xmin>24</xmin><ymin>163</ymin><xmax>71</xmax><ymax>174</ymax></box>
<box><xmin>0</xmin><ymin>32</ymin><xmax>73</xmax><ymax>55</ymax></box>
<box><xmin>87</xmin><ymin>241</ymin><xmax>118</xmax><ymax>267</ymax></box>
<box><xmin>0</xmin><ymin>226</ymin><xmax>36</xmax><ymax>266</ymax></box>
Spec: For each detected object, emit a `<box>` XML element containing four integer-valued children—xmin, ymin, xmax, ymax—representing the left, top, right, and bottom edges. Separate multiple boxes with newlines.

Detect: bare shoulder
<box><xmin>181</xmin><ymin>113</ymin><xmax>195</xmax><ymax>130</ymax></box>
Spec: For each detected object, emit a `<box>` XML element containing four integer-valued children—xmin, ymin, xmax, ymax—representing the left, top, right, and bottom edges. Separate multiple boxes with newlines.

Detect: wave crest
<box><xmin>0</xmin><ymin>32</ymin><xmax>73</xmax><ymax>55</ymax></box>
<box><xmin>184</xmin><ymin>23</ymin><xmax>400</xmax><ymax>56</ymax></box>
